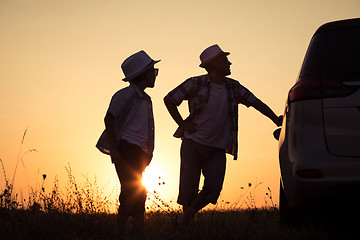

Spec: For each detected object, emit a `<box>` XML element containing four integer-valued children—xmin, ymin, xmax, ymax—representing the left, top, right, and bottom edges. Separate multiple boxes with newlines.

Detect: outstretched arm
<box><xmin>163</xmin><ymin>95</ymin><xmax>197</xmax><ymax>134</ymax></box>
<box><xmin>252</xmin><ymin>99</ymin><xmax>282</xmax><ymax>126</ymax></box>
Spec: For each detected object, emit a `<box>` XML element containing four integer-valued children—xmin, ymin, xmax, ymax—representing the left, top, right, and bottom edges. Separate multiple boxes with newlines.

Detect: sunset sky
<box><xmin>1</xmin><ymin>0</ymin><xmax>359</xmax><ymax>210</ymax></box>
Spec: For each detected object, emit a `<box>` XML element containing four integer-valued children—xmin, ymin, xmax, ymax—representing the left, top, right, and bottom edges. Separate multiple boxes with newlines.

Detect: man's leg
<box><xmin>201</xmin><ymin>147</ymin><xmax>226</xmax><ymax>204</ymax></box>
<box><xmin>178</xmin><ymin>146</ymin><xmax>226</xmax><ymax>226</ymax></box>
<box><xmin>178</xmin><ymin>139</ymin><xmax>215</xmax><ymax>226</ymax></box>
<box><xmin>177</xmin><ymin>139</ymin><xmax>203</xmax><ymax>208</ymax></box>
<box><xmin>177</xmin><ymin>193</ymin><xmax>209</xmax><ymax>226</ymax></box>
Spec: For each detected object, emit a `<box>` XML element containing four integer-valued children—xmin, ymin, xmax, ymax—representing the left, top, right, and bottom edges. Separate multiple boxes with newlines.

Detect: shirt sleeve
<box><xmin>107</xmin><ymin>88</ymin><xmax>135</xmax><ymax>118</ymax></box>
<box><xmin>166</xmin><ymin>78</ymin><xmax>194</xmax><ymax>106</ymax></box>
<box><xmin>235</xmin><ymin>83</ymin><xmax>258</xmax><ymax>107</ymax></box>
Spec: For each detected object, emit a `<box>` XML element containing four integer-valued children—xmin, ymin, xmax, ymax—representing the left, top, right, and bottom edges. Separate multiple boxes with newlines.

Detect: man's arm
<box><xmin>104</xmin><ymin>113</ymin><xmax>121</xmax><ymax>162</ymax></box>
<box><xmin>252</xmin><ymin>99</ymin><xmax>283</xmax><ymax>126</ymax></box>
<box><xmin>163</xmin><ymin>95</ymin><xmax>197</xmax><ymax>133</ymax></box>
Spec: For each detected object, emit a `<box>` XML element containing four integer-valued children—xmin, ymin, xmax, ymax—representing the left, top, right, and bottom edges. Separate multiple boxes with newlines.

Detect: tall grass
<box><xmin>0</xmin><ymin>128</ymin><xmax>37</xmax><ymax>210</ymax></box>
<box><xmin>1</xmin><ymin>159</ymin><xmax>118</xmax><ymax>214</ymax></box>
<box><xmin>0</xmin><ymin>129</ymin><xmax>117</xmax><ymax>214</ymax></box>
<box><xmin>0</xmin><ymin>129</ymin><xmax>345</xmax><ymax>239</ymax></box>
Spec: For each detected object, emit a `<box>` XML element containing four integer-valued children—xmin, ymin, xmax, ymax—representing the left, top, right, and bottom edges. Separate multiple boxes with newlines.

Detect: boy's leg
<box><xmin>114</xmin><ymin>160</ymin><xmax>131</xmax><ymax>239</ymax></box>
<box><xmin>116</xmin><ymin>211</ymin><xmax>129</xmax><ymax>239</ymax></box>
<box><xmin>114</xmin><ymin>140</ymin><xmax>150</xmax><ymax>237</ymax></box>
<box><xmin>130</xmin><ymin>182</ymin><xmax>147</xmax><ymax>233</ymax></box>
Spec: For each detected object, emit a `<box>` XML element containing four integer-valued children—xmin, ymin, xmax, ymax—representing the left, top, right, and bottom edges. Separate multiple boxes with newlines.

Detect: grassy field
<box><xmin>0</xmin><ymin>161</ymin><xmax>343</xmax><ymax>240</ymax></box>
<box><xmin>1</xmin><ymin>168</ymin><xmax>354</xmax><ymax>240</ymax></box>
<box><xmin>1</xmin><ymin>207</ymin><xmax>343</xmax><ymax>240</ymax></box>
<box><xmin>0</xmin><ymin>131</ymin><xmax>357</xmax><ymax>240</ymax></box>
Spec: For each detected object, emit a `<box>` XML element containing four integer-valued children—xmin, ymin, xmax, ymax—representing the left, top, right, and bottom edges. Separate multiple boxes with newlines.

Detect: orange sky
<box><xmin>1</xmin><ymin>0</ymin><xmax>359</xmax><ymax>210</ymax></box>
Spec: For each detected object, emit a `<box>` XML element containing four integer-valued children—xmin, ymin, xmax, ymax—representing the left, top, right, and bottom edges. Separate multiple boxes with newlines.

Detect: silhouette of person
<box><xmin>164</xmin><ymin>44</ymin><xmax>282</xmax><ymax>226</ymax></box>
<box><xmin>96</xmin><ymin>50</ymin><xmax>159</xmax><ymax>238</ymax></box>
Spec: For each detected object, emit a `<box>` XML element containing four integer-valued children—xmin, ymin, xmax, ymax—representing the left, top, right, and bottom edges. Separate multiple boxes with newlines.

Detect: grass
<box><xmin>0</xmin><ymin>163</ymin><xmax>339</xmax><ymax>240</ymax></box>
<box><xmin>1</xmin><ymin>207</ymin><xmax>337</xmax><ymax>240</ymax></box>
<box><xmin>0</xmin><ymin>130</ymin><xmax>355</xmax><ymax>239</ymax></box>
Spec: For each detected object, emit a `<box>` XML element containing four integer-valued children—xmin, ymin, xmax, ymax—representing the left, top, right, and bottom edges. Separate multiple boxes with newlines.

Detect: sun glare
<box><xmin>142</xmin><ymin>165</ymin><xmax>164</xmax><ymax>191</ymax></box>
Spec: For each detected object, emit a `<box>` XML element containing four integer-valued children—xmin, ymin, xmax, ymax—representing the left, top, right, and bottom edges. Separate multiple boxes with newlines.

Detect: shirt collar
<box><xmin>205</xmin><ymin>74</ymin><xmax>211</xmax><ymax>84</ymax></box>
<box><xmin>129</xmin><ymin>83</ymin><xmax>151</xmax><ymax>99</ymax></box>
<box><xmin>206</xmin><ymin>74</ymin><xmax>231</xmax><ymax>85</ymax></box>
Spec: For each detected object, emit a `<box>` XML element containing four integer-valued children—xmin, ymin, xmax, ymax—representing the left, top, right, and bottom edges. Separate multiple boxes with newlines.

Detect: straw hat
<box><xmin>121</xmin><ymin>50</ymin><xmax>160</xmax><ymax>81</ymax></box>
<box><xmin>199</xmin><ymin>44</ymin><xmax>230</xmax><ymax>68</ymax></box>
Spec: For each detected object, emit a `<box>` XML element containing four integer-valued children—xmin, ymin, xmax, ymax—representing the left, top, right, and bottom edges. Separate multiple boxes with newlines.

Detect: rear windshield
<box><xmin>300</xmin><ymin>26</ymin><xmax>360</xmax><ymax>82</ymax></box>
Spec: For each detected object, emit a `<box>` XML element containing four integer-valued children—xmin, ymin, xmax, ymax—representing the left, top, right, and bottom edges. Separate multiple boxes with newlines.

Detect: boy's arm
<box><xmin>104</xmin><ymin>113</ymin><xmax>122</xmax><ymax>162</ymax></box>
<box><xmin>252</xmin><ymin>99</ymin><xmax>283</xmax><ymax>126</ymax></box>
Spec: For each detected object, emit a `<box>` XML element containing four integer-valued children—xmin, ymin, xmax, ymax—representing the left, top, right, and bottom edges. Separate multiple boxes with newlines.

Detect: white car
<box><xmin>275</xmin><ymin>18</ymin><xmax>360</xmax><ymax>223</ymax></box>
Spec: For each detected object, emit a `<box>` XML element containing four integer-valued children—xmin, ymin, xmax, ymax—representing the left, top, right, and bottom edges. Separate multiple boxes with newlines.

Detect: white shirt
<box><xmin>185</xmin><ymin>82</ymin><xmax>232</xmax><ymax>149</ymax></box>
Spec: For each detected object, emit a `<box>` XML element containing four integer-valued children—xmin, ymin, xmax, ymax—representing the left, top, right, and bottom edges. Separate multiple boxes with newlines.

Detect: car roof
<box><xmin>315</xmin><ymin>18</ymin><xmax>360</xmax><ymax>35</ymax></box>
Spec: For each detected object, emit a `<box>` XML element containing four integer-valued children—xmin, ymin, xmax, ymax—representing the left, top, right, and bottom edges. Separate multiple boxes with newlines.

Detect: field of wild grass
<box><xmin>0</xmin><ymin>130</ymin><xmax>356</xmax><ymax>240</ymax></box>
<box><xmin>0</xmin><ymin>206</ymin><xmax>336</xmax><ymax>240</ymax></box>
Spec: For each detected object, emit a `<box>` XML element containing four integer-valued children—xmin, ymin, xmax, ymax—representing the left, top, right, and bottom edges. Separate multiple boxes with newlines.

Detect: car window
<box><xmin>300</xmin><ymin>26</ymin><xmax>360</xmax><ymax>83</ymax></box>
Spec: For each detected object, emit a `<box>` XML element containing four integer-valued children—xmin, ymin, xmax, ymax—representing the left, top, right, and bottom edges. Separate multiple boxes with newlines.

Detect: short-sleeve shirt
<box><xmin>96</xmin><ymin>84</ymin><xmax>154</xmax><ymax>156</ymax></box>
<box><xmin>165</xmin><ymin>74</ymin><xmax>257</xmax><ymax>160</ymax></box>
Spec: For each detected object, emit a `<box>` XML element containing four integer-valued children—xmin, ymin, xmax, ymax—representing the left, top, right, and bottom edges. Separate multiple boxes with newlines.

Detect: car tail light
<box><xmin>296</xmin><ymin>169</ymin><xmax>323</xmax><ymax>178</ymax></box>
<box><xmin>288</xmin><ymin>76</ymin><xmax>358</xmax><ymax>103</ymax></box>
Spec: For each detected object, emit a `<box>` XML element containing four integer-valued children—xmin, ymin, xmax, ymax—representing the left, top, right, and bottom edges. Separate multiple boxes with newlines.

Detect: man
<box><xmin>164</xmin><ymin>44</ymin><xmax>282</xmax><ymax>226</ymax></box>
<box><xmin>96</xmin><ymin>50</ymin><xmax>160</xmax><ymax>238</ymax></box>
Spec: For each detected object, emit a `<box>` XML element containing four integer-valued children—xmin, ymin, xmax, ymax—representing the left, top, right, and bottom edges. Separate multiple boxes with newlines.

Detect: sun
<box><xmin>142</xmin><ymin>165</ymin><xmax>164</xmax><ymax>191</ymax></box>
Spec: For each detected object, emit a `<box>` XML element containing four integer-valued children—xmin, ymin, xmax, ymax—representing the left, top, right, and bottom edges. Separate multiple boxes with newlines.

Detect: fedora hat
<box><xmin>121</xmin><ymin>50</ymin><xmax>160</xmax><ymax>82</ymax></box>
<box><xmin>199</xmin><ymin>44</ymin><xmax>230</xmax><ymax>68</ymax></box>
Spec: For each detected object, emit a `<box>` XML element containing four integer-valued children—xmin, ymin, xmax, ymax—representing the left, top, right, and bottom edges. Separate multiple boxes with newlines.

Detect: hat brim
<box><xmin>123</xmin><ymin>60</ymin><xmax>160</xmax><ymax>82</ymax></box>
<box><xmin>199</xmin><ymin>52</ymin><xmax>230</xmax><ymax>68</ymax></box>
